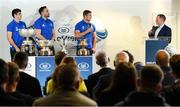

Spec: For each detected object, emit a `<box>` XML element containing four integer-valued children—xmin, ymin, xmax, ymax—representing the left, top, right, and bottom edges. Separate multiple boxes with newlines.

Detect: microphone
<box><xmin>88</xmin><ymin>23</ymin><xmax>92</xmax><ymax>28</ymax></box>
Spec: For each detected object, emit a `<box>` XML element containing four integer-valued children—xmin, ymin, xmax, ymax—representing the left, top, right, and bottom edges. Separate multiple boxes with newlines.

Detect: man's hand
<box><xmin>87</xmin><ymin>28</ymin><xmax>93</xmax><ymax>33</ymax></box>
<box><xmin>92</xmin><ymin>47</ymin><xmax>96</xmax><ymax>53</ymax></box>
<box><xmin>15</xmin><ymin>47</ymin><xmax>20</xmax><ymax>52</ymax></box>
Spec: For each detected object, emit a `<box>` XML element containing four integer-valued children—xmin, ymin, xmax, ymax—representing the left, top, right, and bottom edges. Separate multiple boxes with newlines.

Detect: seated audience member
<box><xmin>14</xmin><ymin>52</ymin><xmax>42</xmax><ymax>98</ymax></box>
<box><xmin>6</xmin><ymin>62</ymin><xmax>33</xmax><ymax>105</ymax></box>
<box><xmin>0</xmin><ymin>59</ymin><xmax>24</xmax><ymax>106</ymax></box>
<box><xmin>43</xmin><ymin>51</ymin><xmax>67</xmax><ymax>95</ymax></box>
<box><xmin>46</xmin><ymin>57</ymin><xmax>88</xmax><ymax>95</ymax></box>
<box><xmin>162</xmin><ymin>54</ymin><xmax>180</xmax><ymax>106</ymax></box>
<box><xmin>33</xmin><ymin>64</ymin><xmax>97</xmax><ymax>106</ymax></box>
<box><xmin>116</xmin><ymin>65</ymin><xmax>168</xmax><ymax>106</ymax></box>
<box><xmin>156</xmin><ymin>50</ymin><xmax>175</xmax><ymax>88</ymax></box>
<box><xmin>93</xmin><ymin>51</ymin><xmax>129</xmax><ymax>99</ymax></box>
<box><xmin>97</xmin><ymin>62</ymin><xmax>137</xmax><ymax>106</ymax></box>
<box><xmin>87</xmin><ymin>51</ymin><xmax>113</xmax><ymax>97</ymax></box>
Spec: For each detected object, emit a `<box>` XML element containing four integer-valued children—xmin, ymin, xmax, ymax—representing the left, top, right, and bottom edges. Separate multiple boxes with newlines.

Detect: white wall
<box><xmin>0</xmin><ymin>0</ymin><xmax>176</xmax><ymax>70</ymax></box>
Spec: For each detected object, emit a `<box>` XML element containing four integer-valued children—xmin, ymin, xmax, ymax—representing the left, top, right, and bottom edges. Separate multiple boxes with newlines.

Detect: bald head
<box><xmin>114</xmin><ymin>51</ymin><xmax>129</xmax><ymax>66</ymax></box>
<box><xmin>96</xmin><ymin>51</ymin><xmax>109</xmax><ymax>67</ymax></box>
<box><xmin>156</xmin><ymin>50</ymin><xmax>170</xmax><ymax>67</ymax></box>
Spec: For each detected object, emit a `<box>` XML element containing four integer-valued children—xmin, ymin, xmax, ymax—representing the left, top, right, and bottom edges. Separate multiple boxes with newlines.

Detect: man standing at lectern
<box><xmin>74</xmin><ymin>10</ymin><xmax>96</xmax><ymax>55</ymax></box>
<box><xmin>148</xmin><ymin>14</ymin><xmax>172</xmax><ymax>43</ymax></box>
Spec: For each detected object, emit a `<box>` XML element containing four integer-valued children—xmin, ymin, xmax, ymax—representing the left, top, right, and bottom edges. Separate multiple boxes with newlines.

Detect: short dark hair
<box><xmin>55</xmin><ymin>51</ymin><xmax>67</xmax><ymax>66</ymax></box>
<box><xmin>83</xmin><ymin>10</ymin><xmax>92</xmax><ymax>17</ymax></box>
<box><xmin>170</xmin><ymin>54</ymin><xmax>180</xmax><ymax>78</ymax></box>
<box><xmin>7</xmin><ymin>62</ymin><xmax>20</xmax><ymax>85</ymax></box>
<box><xmin>56</xmin><ymin>64</ymin><xmax>80</xmax><ymax>89</ymax></box>
<box><xmin>107</xmin><ymin>62</ymin><xmax>137</xmax><ymax>91</ymax></box>
<box><xmin>0</xmin><ymin>59</ymin><xmax>9</xmax><ymax>84</ymax></box>
<box><xmin>96</xmin><ymin>52</ymin><xmax>108</xmax><ymax>67</ymax></box>
<box><xmin>141</xmin><ymin>64</ymin><xmax>163</xmax><ymax>88</ymax></box>
<box><xmin>60</xmin><ymin>57</ymin><xmax>77</xmax><ymax>66</ymax></box>
<box><xmin>12</xmin><ymin>8</ymin><xmax>21</xmax><ymax>18</ymax></box>
<box><xmin>13</xmin><ymin>52</ymin><xmax>28</xmax><ymax>69</ymax></box>
<box><xmin>39</xmin><ymin>6</ymin><xmax>47</xmax><ymax>15</ymax></box>
<box><xmin>157</xmin><ymin>14</ymin><xmax>166</xmax><ymax>22</ymax></box>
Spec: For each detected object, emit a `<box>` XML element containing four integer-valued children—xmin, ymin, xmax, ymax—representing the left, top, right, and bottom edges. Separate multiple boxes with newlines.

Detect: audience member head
<box><xmin>52</xmin><ymin>57</ymin><xmax>78</xmax><ymax>89</ymax></box>
<box><xmin>13</xmin><ymin>52</ymin><xmax>28</xmax><ymax>70</ymax></box>
<box><xmin>55</xmin><ymin>64</ymin><xmax>80</xmax><ymax>90</ymax></box>
<box><xmin>123</xmin><ymin>50</ymin><xmax>134</xmax><ymax>64</ymax></box>
<box><xmin>140</xmin><ymin>65</ymin><xmax>164</xmax><ymax>93</ymax></box>
<box><xmin>96</xmin><ymin>51</ymin><xmax>109</xmax><ymax>67</ymax></box>
<box><xmin>108</xmin><ymin>62</ymin><xmax>137</xmax><ymax>91</ymax></box>
<box><xmin>55</xmin><ymin>51</ymin><xmax>67</xmax><ymax>66</ymax></box>
<box><xmin>60</xmin><ymin>57</ymin><xmax>77</xmax><ymax>66</ymax></box>
<box><xmin>6</xmin><ymin>62</ymin><xmax>20</xmax><ymax>92</ymax></box>
<box><xmin>0</xmin><ymin>59</ymin><xmax>9</xmax><ymax>91</ymax></box>
<box><xmin>170</xmin><ymin>54</ymin><xmax>180</xmax><ymax>79</ymax></box>
<box><xmin>114</xmin><ymin>51</ymin><xmax>129</xmax><ymax>67</ymax></box>
<box><xmin>156</xmin><ymin>50</ymin><xmax>170</xmax><ymax>67</ymax></box>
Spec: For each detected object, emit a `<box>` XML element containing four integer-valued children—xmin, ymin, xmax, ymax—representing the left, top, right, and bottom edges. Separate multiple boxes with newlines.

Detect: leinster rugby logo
<box><xmin>58</xmin><ymin>27</ymin><xmax>70</xmax><ymax>34</ymax></box>
<box><xmin>78</xmin><ymin>62</ymin><xmax>89</xmax><ymax>71</ymax></box>
<box><xmin>39</xmin><ymin>63</ymin><xmax>51</xmax><ymax>70</ymax></box>
<box><xmin>96</xmin><ymin>29</ymin><xmax>108</xmax><ymax>39</ymax></box>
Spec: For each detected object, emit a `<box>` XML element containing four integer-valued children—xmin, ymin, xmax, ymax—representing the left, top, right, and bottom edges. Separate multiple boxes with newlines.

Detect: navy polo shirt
<box><xmin>75</xmin><ymin>20</ymin><xmax>96</xmax><ymax>49</ymax></box>
<box><xmin>33</xmin><ymin>17</ymin><xmax>54</xmax><ymax>40</ymax></box>
<box><xmin>7</xmin><ymin>20</ymin><xmax>26</xmax><ymax>50</ymax></box>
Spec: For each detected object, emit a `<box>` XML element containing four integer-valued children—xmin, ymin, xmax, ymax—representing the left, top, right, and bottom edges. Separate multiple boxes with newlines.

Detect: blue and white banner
<box><xmin>24</xmin><ymin>56</ymin><xmax>36</xmax><ymax>77</ymax></box>
<box><xmin>35</xmin><ymin>56</ymin><xmax>92</xmax><ymax>93</ymax></box>
<box><xmin>36</xmin><ymin>56</ymin><xmax>55</xmax><ymax>90</ymax></box>
<box><xmin>74</xmin><ymin>56</ymin><xmax>93</xmax><ymax>80</ymax></box>
<box><xmin>145</xmin><ymin>40</ymin><xmax>168</xmax><ymax>64</ymax></box>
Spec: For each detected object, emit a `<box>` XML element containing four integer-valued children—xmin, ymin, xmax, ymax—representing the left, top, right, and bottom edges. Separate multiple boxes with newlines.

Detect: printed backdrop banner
<box><xmin>36</xmin><ymin>56</ymin><xmax>55</xmax><ymax>91</ymax></box>
<box><xmin>74</xmin><ymin>56</ymin><xmax>93</xmax><ymax>80</ymax></box>
<box><xmin>35</xmin><ymin>56</ymin><xmax>93</xmax><ymax>92</ymax></box>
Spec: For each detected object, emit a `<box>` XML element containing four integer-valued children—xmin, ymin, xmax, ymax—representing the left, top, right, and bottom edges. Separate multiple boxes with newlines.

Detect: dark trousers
<box><xmin>10</xmin><ymin>49</ymin><xmax>17</xmax><ymax>61</ymax></box>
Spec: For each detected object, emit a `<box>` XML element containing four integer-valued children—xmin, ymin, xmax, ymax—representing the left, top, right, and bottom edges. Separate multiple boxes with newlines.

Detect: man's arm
<box><xmin>92</xmin><ymin>32</ymin><xmax>96</xmax><ymax>53</ymax></box>
<box><xmin>7</xmin><ymin>31</ymin><xmax>20</xmax><ymax>52</ymax></box>
<box><xmin>51</xmin><ymin>29</ymin><xmax>56</xmax><ymax>41</ymax></box>
<box><xmin>34</xmin><ymin>29</ymin><xmax>46</xmax><ymax>40</ymax></box>
<box><xmin>74</xmin><ymin>28</ymin><xmax>92</xmax><ymax>38</ymax></box>
<box><xmin>167</xmin><ymin>28</ymin><xmax>172</xmax><ymax>43</ymax></box>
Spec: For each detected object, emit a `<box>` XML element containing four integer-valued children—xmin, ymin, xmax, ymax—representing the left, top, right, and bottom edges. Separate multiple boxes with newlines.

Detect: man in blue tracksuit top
<box><xmin>33</xmin><ymin>6</ymin><xmax>55</xmax><ymax>55</ymax></box>
<box><xmin>7</xmin><ymin>8</ymin><xmax>26</xmax><ymax>60</ymax></box>
<box><xmin>74</xmin><ymin>10</ymin><xmax>96</xmax><ymax>55</ymax></box>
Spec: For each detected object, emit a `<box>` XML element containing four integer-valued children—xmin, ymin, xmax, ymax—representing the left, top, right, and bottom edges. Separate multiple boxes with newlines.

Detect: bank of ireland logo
<box><xmin>96</xmin><ymin>28</ymin><xmax>108</xmax><ymax>39</ymax></box>
<box><xmin>39</xmin><ymin>62</ymin><xmax>51</xmax><ymax>72</ymax></box>
<box><xmin>25</xmin><ymin>63</ymin><xmax>32</xmax><ymax>71</ymax></box>
<box><xmin>26</xmin><ymin>63</ymin><xmax>32</xmax><ymax>69</ymax></box>
<box><xmin>78</xmin><ymin>62</ymin><xmax>89</xmax><ymax>71</ymax></box>
<box><xmin>58</xmin><ymin>27</ymin><xmax>70</xmax><ymax>34</ymax></box>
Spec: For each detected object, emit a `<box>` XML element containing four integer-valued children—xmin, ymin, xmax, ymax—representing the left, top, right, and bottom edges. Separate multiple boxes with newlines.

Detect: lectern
<box><xmin>145</xmin><ymin>39</ymin><xmax>168</xmax><ymax>64</ymax></box>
